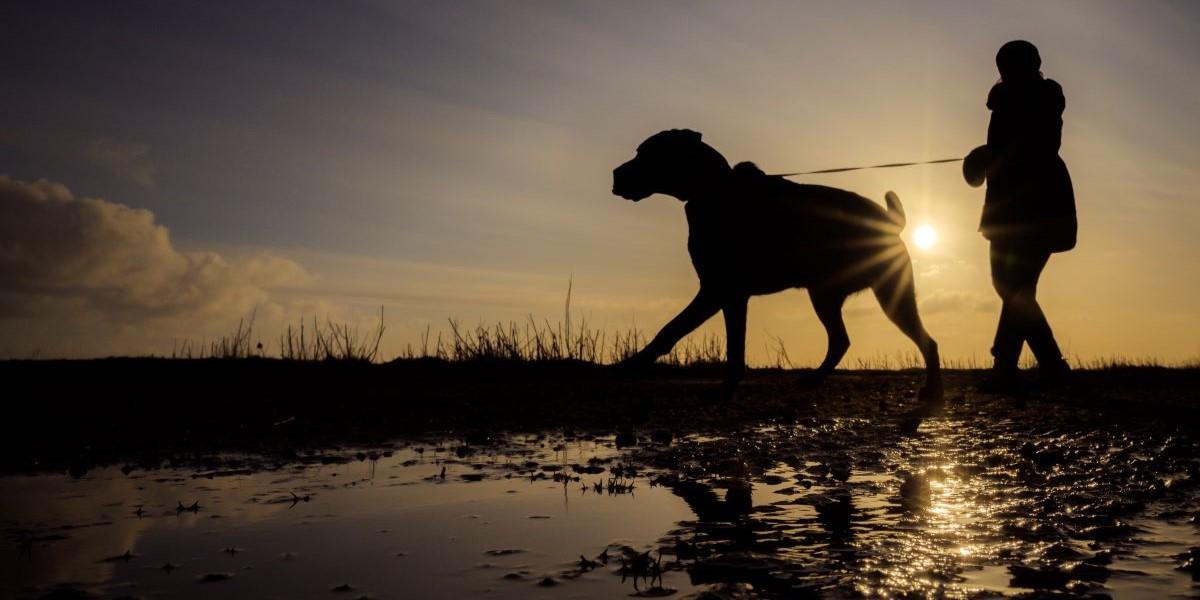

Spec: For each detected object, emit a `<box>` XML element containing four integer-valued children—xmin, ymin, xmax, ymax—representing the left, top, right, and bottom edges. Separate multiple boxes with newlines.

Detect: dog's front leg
<box><xmin>621</xmin><ymin>289</ymin><xmax>719</xmax><ymax>366</ymax></box>
<box><xmin>721</xmin><ymin>296</ymin><xmax>749</xmax><ymax>392</ymax></box>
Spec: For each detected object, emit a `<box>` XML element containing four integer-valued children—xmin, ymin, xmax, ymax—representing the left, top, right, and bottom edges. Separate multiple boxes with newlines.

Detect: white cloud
<box><xmin>918</xmin><ymin>289</ymin><xmax>997</xmax><ymax>315</ymax></box>
<box><xmin>0</xmin><ymin>175</ymin><xmax>311</xmax><ymax>355</ymax></box>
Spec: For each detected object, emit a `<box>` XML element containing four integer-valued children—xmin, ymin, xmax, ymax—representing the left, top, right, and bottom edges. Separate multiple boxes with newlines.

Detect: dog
<box><xmin>611</xmin><ymin>129</ymin><xmax>942</xmax><ymax>400</ymax></box>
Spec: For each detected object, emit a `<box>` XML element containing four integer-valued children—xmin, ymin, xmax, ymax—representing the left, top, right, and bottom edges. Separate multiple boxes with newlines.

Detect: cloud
<box><xmin>83</xmin><ymin>138</ymin><xmax>157</xmax><ymax>189</ymax></box>
<box><xmin>918</xmin><ymin>289</ymin><xmax>997</xmax><ymax>315</ymax></box>
<box><xmin>0</xmin><ymin>175</ymin><xmax>309</xmax><ymax>325</ymax></box>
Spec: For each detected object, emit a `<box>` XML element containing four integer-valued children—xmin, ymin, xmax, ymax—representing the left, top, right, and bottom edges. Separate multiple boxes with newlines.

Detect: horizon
<box><xmin>2</xmin><ymin>1</ymin><xmax>1199</xmax><ymax>365</ymax></box>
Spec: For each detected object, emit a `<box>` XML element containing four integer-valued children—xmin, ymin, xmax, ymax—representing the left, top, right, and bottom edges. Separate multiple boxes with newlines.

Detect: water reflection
<box><xmin>2</xmin><ymin>438</ymin><xmax>699</xmax><ymax>599</ymax></box>
<box><xmin>626</xmin><ymin>403</ymin><xmax>1200</xmax><ymax>598</ymax></box>
<box><xmin>4</xmin><ymin>397</ymin><xmax>1199</xmax><ymax>599</ymax></box>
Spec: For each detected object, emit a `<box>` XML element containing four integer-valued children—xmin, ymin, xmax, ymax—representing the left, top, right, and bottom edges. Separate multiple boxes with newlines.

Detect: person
<box><xmin>971</xmin><ymin>40</ymin><xmax>1077</xmax><ymax>390</ymax></box>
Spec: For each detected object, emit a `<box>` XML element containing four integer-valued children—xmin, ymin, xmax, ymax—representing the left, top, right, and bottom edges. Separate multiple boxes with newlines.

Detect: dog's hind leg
<box><xmin>799</xmin><ymin>291</ymin><xmax>850</xmax><ymax>387</ymax></box>
<box><xmin>721</xmin><ymin>295</ymin><xmax>749</xmax><ymax>392</ymax></box>
<box><xmin>623</xmin><ymin>289</ymin><xmax>719</xmax><ymax>366</ymax></box>
<box><xmin>872</xmin><ymin>258</ymin><xmax>943</xmax><ymax>402</ymax></box>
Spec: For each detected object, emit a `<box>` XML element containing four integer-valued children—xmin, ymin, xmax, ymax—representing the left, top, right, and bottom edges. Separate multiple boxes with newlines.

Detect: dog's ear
<box><xmin>733</xmin><ymin>161</ymin><xmax>764</xmax><ymax>177</ymax></box>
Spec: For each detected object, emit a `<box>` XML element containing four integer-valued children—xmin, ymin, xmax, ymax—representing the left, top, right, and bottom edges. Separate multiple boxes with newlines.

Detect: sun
<box><xmin>913</xmin><ymin>224</ymin><xmax>938</xmax><ymax>250</ymax></box>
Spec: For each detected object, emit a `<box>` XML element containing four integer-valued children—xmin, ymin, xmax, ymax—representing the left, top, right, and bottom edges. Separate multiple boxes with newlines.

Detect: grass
<box><xmin>173</xmin><ymin>307</ymin><xmax>386</xmax><ymax>363</ymax></box>
<box><xmin>172</xmin><ymin>309</ymin><xmax>262</xmax><ymax>360</ymax></box>
<box><xmin>177</xmin><ymin>308</ymin><xmax>1197</xmax><ymax>371</ymax></box>
<box><xmin>399</xmin><ymin>318</ymin><xmax>725</xmax><ymax>366</ymax></box>
<box><xmin>410</xmin><ymin>279</ymin><xmax>727</xmax><ymax>366</ymax></box>
<box><xmin>278</xmin><ymin>307</ymin><xmax>386</xmax><ymax>362</ymax></box>
<box><xmin>167</xmin><ymin>283</ymin><xmax>1197</xmax><ymax>370</ymax></box>
<box><xmin>172</xmin><ymin>284</ymin><xmax>729</xmax><ymax>367</ymax></box>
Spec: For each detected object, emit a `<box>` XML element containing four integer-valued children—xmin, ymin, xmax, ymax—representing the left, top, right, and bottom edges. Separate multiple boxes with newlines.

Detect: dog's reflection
<box><xmin>672</xmin><ymin>478</ymin><xmax>753</xmax><ymax>523</ymax></box>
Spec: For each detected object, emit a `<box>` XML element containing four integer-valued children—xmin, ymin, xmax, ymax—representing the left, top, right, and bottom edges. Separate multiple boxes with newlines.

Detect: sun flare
<box><xmin>913</xmin><ymin>224</ymin><xmax>938</xmax><ymax>250</ymax></box>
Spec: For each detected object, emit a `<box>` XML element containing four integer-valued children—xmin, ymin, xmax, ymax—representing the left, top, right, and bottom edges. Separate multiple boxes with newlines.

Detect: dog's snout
<box><xmin>612</xmin><ymin>161</ymin><xmax>644</xmax><ymax>201</ymax></box>
<box><xmin>613</xmin><ymin>161</ymin><xmax>632</xmax><ymax>181</ymax></box>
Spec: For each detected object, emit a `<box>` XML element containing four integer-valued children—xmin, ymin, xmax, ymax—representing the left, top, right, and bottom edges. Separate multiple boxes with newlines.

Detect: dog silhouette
<box><xmin>612</xmin><ymin>129</ymin><xmax>942</xmax><ymax>400</ymax></box>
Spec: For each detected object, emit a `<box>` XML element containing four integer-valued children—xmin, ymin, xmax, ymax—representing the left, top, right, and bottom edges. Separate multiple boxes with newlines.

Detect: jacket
<box><xmin>981</xmin><ymin>77</ymin><xmax>1077</xmax><ymax>252</ymax></box>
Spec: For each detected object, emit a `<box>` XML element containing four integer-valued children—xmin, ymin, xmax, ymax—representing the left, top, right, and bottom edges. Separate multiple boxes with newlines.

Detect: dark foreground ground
<box><xmin>2</xmin><ymin>358</ymin><xmax>1198</xmax><ymax>474</ymax></box>
<box><xmin>3</xmin><ymin>359</ymin><xmax>1200</xmax><ymax>598</ymax></box>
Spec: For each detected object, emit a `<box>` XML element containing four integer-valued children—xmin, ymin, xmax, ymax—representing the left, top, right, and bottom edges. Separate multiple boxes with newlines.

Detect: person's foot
<box><xmin>977</xmin><ymin>366</ymin><xmax>1023</xmax><ymax>394</ymax></box>
<box><xmin>1034</xmin><ymin>358</ymin><xmax>1071</xmax><ymax>387</ymax></box>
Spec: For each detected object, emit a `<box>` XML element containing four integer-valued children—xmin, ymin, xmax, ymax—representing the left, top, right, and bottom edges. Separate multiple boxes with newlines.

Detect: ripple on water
<box><xmin>0</xmin><ymin>436</ymin><xmax>698</xmax><ymax>599</ymax></box>
<box><xmin>5</xmin><ymin>395</ymin><xmax>1199</xmax><ymax>599</ymax></box>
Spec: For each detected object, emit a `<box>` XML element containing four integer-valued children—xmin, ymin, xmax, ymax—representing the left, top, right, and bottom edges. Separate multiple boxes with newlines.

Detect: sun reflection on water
<box><xmin>6</xmin><ymin>400</ymin><xmax>1199</xmax><ymax>598</ymax></box>
<box><xmin>849</xmin><ymin>417</ymin><xmax>1014</xmax><ymax>598</ymax></box>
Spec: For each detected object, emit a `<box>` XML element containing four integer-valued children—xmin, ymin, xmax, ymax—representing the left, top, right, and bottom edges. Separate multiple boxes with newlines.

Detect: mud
<box><xmin>3</xmin><ymin>366</ymin><xmax>1200</xmax><ymax>598</ymax></box>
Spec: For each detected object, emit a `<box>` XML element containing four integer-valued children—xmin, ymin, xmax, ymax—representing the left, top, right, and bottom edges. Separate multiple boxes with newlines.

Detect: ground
<box><xmin>2</xmin><ymin>359</ymin><xmax>1198</xmax><ymax>474</ymax></box>
<box><xmin>3</xmin><ymin>360</ymin><xmax>1199</xmax><ymax>598</ymax></box>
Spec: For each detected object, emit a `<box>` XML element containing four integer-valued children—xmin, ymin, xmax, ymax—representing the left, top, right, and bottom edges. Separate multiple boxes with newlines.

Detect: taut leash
<box><xmin>771</xmin><ymin>157</ymin><xmax>962</xmax><ymax>178</ymax></box>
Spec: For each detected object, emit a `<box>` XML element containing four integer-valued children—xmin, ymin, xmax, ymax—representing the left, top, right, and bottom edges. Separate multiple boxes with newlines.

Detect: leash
<box><xmin>771</xmin><ymin>157</ymin><xmax>962</xmax><ymax>178</ymax></box>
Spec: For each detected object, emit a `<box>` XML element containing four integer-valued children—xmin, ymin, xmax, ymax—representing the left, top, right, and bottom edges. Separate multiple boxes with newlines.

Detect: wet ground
<box><xmin>3</xmin><ymin>438</ymin><xmax>701</xmax><ymax>599</ymax></box>
<box><xmin>3</xmin><ymin>368</ymin><xmax>1200</xmax><ymax>598</ymax></box>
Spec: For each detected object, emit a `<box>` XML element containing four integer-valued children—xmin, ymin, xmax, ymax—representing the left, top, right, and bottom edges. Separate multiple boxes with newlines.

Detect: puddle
<box><xmin>4</xmin><ymin>393</ymin><xmax>1200</xmax><ymax>598</ymax></box>
<box><xmin>621</xmin><ymin>400</ymin><xmax>1200</xmax><ymax>598</ymax></box>
<box><xmin>1</xmin><ymin>438</ymin><xmax>699</xmax><ymax>599</ymax></box>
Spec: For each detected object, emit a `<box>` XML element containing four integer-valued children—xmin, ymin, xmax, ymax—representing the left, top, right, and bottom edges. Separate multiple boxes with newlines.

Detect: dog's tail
<box><xmin>885</xmin><ymin>191</ymin><xmax>906</xmax><ymax>230</ymax></box>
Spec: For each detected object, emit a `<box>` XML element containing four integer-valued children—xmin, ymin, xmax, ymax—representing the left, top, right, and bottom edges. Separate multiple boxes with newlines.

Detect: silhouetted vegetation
<box><xmin>277</xmin><ymin>307</ymin><xmax>386</xmax><ymax>362</ymax></box>
<box><xmin>166</xmin><ymin>298</ymin><xmax>1196</xmax><ymax>371</ymax></box>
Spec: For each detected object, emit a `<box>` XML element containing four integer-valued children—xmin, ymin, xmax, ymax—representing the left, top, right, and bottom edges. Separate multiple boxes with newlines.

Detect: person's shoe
<box><xmin>976</xmin><ymin>366</ymin><xmax>1023</xmax><ymax>394</ymax></box>
<box><xmin>1034</xmin><ymin>358</ymin><xmax>1071</xmax><ymax>388</ymax></box>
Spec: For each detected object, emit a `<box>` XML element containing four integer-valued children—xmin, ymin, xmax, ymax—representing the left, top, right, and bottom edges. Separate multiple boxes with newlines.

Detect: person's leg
<box><xmin>1011</xmin><ymin>251</ymin><xmax>1070</xmax><ymax>380</ymax></box>
<box><xmin>989</xmin><ymin>243</ymin><xmax>1024</xmax><ymax>372</ymax></box>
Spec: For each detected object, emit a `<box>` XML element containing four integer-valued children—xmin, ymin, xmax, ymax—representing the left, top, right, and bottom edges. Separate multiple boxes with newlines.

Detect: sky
<box><xmin>1</xmin><ymin>1</ymin><xmax>1198</xmax><ymax>365</ymax></box>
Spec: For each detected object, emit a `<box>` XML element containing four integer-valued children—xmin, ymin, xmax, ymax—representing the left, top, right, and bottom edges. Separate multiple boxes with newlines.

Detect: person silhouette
<box><xmin>968</xmin><ymin>40</ymin><xmax>1077</xmax><ymax>389</ymax></box>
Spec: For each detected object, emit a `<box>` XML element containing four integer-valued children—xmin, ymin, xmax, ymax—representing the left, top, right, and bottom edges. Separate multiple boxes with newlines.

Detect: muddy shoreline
<box><xmin>2</xmin><ymin>359</ymin><xmax>1198</xmax><ymax>475</ymax></box>
<box><xmin>4</xmin><ymin>360</ymin><xmax>1200</xmax><ymax>598</ymax></box>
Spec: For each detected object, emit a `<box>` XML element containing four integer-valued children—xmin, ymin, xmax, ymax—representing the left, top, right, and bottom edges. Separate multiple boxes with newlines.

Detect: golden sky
<box><xmin>1</xmin><ymin>2</ymin><xmax>1197</xmax><ymax>364</ymax></box>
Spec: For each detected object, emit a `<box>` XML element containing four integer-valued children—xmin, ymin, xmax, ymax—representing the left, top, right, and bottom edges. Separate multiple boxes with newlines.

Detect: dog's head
<box><xmin>612</xmin><ymin>129</ymin><xmax>730</xmax><ymax>202</ymax></box>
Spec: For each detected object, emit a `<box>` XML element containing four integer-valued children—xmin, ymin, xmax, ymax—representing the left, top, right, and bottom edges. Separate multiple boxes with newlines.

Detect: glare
<box><xmin>913</xmin><ymin>224</ymin><xmax>938</xmax><ymax>250</ymax></box>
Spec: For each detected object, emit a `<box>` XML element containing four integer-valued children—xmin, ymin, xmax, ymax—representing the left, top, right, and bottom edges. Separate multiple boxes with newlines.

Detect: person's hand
<box><xmin>963</xmin><ymin>145</ymin><xmax>992</xmax><ymax>187</ymax></box>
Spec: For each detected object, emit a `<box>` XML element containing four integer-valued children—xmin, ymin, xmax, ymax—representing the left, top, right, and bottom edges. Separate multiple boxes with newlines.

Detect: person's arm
<box><xmin>985</xmin><ymin>82</ymin><xmax>1007</xmax><ymax>149</ymax></box>
<box><xmin>1039</xmin><ymin>79</ymin><xmax>1065</xmax><ymax>154</ymax></box>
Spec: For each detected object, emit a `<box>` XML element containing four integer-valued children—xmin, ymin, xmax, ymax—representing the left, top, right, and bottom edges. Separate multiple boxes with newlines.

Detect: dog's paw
<box><xmin>901</xmin><ymin>385</ymin><xmax>945</xmax><ymax>426</ymax></box>
<box><xmin>615</xmin><ymin>351</ymin><xmax>657</xmax><ymax>371</ymax></box>
<box><xmin>917</xmin><ymin>381</ymin><xmax>945</xmax><ymax>406</ymax></box>
<box><xmin>701</xmin><ymin>383</ymin><xmax>737</xmax><ymax>405</ymax></box>
<box><xmin>897</xmin><ymin>414</ymin><xmax>924</xmax><ymax>436</ymax></box>
<box><xmin>794</xmin><ymin>371</ymin><xmax>828</xmax><ymax>389</ymax></box>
